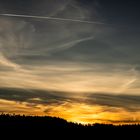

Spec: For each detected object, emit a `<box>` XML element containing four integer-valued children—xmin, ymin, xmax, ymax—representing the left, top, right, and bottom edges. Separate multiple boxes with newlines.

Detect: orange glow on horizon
<box><xmin>0</xmin><ymin>99</ymin><xmax>140</xmax><ymax>125</ymax></box>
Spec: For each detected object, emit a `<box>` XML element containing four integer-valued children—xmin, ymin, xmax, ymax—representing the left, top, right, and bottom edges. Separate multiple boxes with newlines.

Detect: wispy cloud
<box><xmin>0</xmin><ymin>0</ymin><xmax>140</xmax><ymax>124</ymax></box>
<box><xmin>0</xmin><ymin>88</ymin><xmax>140</xmax><ymax>124</ymax></box>
<box><xmin>0</xmin><ymin>53</ymin><xmax>20</xmax><ymax>70</ymax></box>
<box><xmin>48</xmin><ymin>36</ymin><xmax>94</xmax><ymax>53</ymax></box>
<box><xmin>86</xmin><ymin>93</ymin><xmax>140</xmax><ymax>112</ymax></box>
<box><xmin>0</xmin><ymin>13</ymin><xmax>105</xmax><ymax>25</ymax></box>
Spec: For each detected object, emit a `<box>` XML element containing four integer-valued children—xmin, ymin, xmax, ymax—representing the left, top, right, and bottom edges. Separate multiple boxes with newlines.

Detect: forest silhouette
<box><xmin>0</xmin><ymin>114</ymin><xmax>139</xmax><ymax>139</ymax></box>
<box><xmin>0</xmin><ymin>114</ymin><xmax>140</xmax><ymax>131</ymax></box>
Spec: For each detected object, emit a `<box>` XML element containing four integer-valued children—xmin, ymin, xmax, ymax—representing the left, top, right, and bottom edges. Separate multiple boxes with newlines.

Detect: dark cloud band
<box><xmin>0</xmin><ymin>88</ymin><xmax>140</xmax><ymax>112</ymax></box>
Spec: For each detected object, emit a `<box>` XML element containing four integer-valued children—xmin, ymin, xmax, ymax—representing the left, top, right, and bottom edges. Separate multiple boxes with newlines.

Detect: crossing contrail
<box><xmin>0</xmin><ymin>13</ymin><xmax>105</xmax><ymax>25</ymax></box>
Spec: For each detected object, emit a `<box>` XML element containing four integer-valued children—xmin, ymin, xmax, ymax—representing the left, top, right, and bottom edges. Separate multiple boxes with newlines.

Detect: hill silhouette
<box><xmin>0</xmin><ymin>114</ymin><xmax>140</xmax><ymax>138</ymax></box>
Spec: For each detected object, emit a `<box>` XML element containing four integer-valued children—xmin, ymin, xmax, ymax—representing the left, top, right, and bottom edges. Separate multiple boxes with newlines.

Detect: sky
<box><xmin>0</xmin><ymin>0</ymin><xmax>140</xmax><ymax>124</ymax></box>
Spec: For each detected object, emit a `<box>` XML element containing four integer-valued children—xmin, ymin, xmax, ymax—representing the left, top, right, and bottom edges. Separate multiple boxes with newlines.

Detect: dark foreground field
<box><xmin>0</xmin><ymin>114</ymin><xmax>139</xmax><ymax>138</ymax></box>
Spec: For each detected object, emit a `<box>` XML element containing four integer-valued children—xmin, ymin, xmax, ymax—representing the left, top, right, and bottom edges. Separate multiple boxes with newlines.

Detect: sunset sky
<box><xmin>0</xmin><ymin>0</ymin><xmax>140</xmax><ymax>124</ymax></box>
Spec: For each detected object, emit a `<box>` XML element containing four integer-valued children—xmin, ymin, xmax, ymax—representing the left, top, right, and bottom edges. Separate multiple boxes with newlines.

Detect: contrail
<box><xmin>48</xmin><ymin>36</ymin><xmax>94</xmax><ymax>53</ymax></box>
<box><xmin>0</xmin><ymin>13</ymin><xmax>105</xmax><ymax>25</ymax></box>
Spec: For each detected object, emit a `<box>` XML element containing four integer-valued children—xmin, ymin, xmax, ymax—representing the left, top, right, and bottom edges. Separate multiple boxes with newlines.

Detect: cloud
<box><xmin>0</xmin><ymin>14</ymin><xmax>105</xmax><ymax>25</ymax></box>
<box><xmin>86</xmin><ymin>93</ymin><xmax>140</xmax><ymax>112</ymax></box>
<box><xmin>0</xmin><ymin>0</ymin><xmax>139</xmax><ymax>124</ymax></box>
<box><xmin>47</xmin><ymin>36</ymin><xmax>94</xmax><ymax>53</ymax></box>
<box><xmin>0</xmin><ymin>88</ymin><xmax>75</xmax><ymax>105</ymax></box>
<box><xmin>0</xmin><ymin>1</ymin><xmax>103</xmax><ymax>92</ymax></box>
<box><xmin>0</xmin><ymin>88</ymin><xmax>140</xmax><ymax>112</ymax></box>
<box><xmin>0</xmin><ymin>53</ymin><xmax>20</xmax><ymax>70</ymax></box>
<box><xmin>0</xmin><ymin>88</ymin><xmax>140</xmax><ymax>124</ymax></box>
<box><xmin>0</xmin><ymin>0</ymin><xmax>98</xmax><ymax>66</ymax></box>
